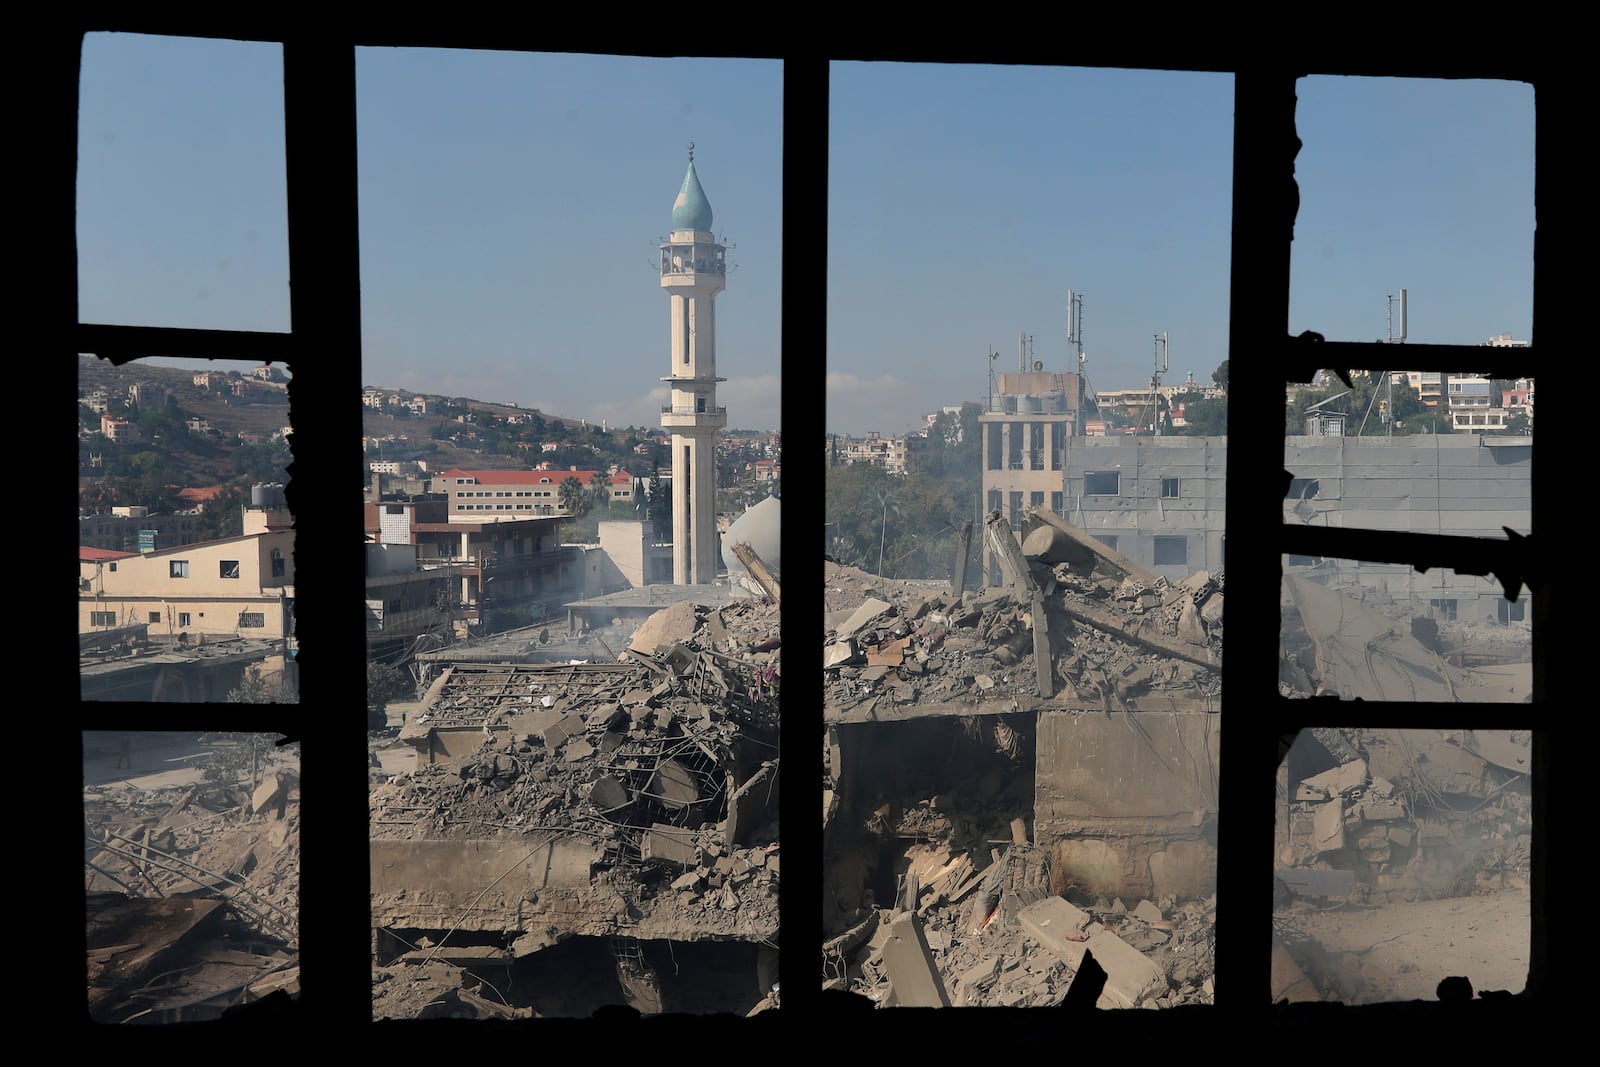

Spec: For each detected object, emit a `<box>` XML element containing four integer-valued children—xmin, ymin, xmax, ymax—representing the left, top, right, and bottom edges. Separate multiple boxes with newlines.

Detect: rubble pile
<box><xmin>1281</xmin><ymin>575</ymin><xmax>1530</xmax><ymax>702</ymax></box>
<box><xmin>822</xmin><ymin>509</ymin><xmax>1223</xmax><ymax>1009</ymax></box>
<box><xmin>370</xmin><ymin>597</ymin><xmax>780</xmax><ymax>1019</ymax></box>
<box><xmin>83</xmin><ymin>737</ymin><xmax>301</xmax><ymax>1023</ymax></box>
<box><xmin>824</xmin><ymin>511</ymin><xmax>1222</xmax><ymax>721</ymax></box>
<box><xmin>1276</xmin><ymin>727</ymin><xmax>1532</xmax><ymax>904</ymax></box>
<box><xmin>1271</xmin><ymin>727</ymin><xmax>1532</xmax><ymax>1003</ymax></box>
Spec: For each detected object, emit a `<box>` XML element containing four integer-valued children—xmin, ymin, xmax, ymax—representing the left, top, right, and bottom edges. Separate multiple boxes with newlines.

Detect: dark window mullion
<box><xmin>1220</xmin><ymin>67</ymin><xmax>1300</xmax><ymax>1013</ymax></box>
<box><xmin>281</xmin><ymin>32</ymin><xmax>367</xmax><ymax>1027</ymax></box>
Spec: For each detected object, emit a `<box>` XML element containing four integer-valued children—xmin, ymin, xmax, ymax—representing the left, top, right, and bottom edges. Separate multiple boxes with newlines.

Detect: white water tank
<box><xmin>722</xmin><ymin>492</ymin><xmax>781</xmax><ymax>589</ymax></box>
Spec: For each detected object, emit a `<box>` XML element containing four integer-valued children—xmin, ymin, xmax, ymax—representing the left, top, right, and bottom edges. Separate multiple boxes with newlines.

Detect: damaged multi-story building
<box><xmin>369</xmin><ymin>596</ymin><xmax>780</xmax><ymax>1019</ymax></box>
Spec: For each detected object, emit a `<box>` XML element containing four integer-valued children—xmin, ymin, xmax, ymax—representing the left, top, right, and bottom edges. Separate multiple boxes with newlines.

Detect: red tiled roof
<box><xmin>80</xmin><ymin>546</ymin><xmax>138</xmax><ymax>562</ymax></box>
<box><xmin>436</xmin><ymin>469</ymin><xmax>633</xmax><ymax>486</ymax></box>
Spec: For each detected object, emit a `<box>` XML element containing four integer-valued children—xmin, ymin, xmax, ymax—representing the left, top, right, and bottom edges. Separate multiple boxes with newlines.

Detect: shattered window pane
<box><xmin>1272</xmin><ymin>728</ymin><xmax>1530</xmax><ymax>1004</ymax></box>
<box><xmin>1280</xmin><ymin>559</ymin><xmax>1532</xmax><ymax>704</ymax></box>
<box><xmin>84</xmin><ymin>731</ymin><xmax>300</xmax><ymax>1022</ymax></box>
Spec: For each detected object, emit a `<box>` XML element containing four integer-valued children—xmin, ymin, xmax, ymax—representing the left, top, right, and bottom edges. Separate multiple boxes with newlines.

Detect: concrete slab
<box><xmin>1017</xmin><ymin>896</ymin><xmax>1167</xmax><ymax>1009</ymax></box>
<box><xmin>835</xmin><ymin>598</ymin><xmax>893</xmax><ymax>638</ymax></box>
<box><xmin>879</xmin><ymin>912</ymin><xmax>951</xmax><ymax>1007</ymax></box>
<box><xmin>1297</xmin><ymin>759</ymin><xmax>1367</xmax><ymax>800</ymax></box>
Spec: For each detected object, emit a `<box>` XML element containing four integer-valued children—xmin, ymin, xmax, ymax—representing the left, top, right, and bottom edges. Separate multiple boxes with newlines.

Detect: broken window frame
<box><xmin>51</xmin><ymin>14</ymin><xmax>1568</xmax><ymax>1048</ymax></box>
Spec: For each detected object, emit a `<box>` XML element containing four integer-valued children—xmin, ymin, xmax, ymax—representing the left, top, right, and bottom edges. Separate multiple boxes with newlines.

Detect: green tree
<box><xmin>1492</xmin><ymin>411</ymin><xmax>1532</xmax><ymax>436</ymax></box>
<box><xmin>647</xmin><ymin>471</ymin><xmax>672</xmax><ymax>542</ymax></box>
<box><xmin>197</xmin><ymin>731</ymin><xmax>284</xmax><ymax>788</ymax></box>
<box><xmin>366</xmin><ymin>661</ymin><xmax>412</xmax><ymax>729</ymax></box>
<box><xmin>1212</xmin><ymin>359</ymin><xmax>1229</xmax><ymax>392</ymax></box>
<box><xmin>225</xmin><ymin>666</ymin><xmax>298</xmax><ymax>704</ymax></box>
<box><xmin>1176</xmin><ymin>396</ymin><xmax>1227</xmax><ymax>436</ymax></box>
<box><xmin>195</xmin><ymin>484</ymin><xmax>248</xmax><ymax>541</ymax></box>
<box><xmin>558</xmin><ymin>475</ymin><xmax>590</xmax><ymax>519</ymax></box>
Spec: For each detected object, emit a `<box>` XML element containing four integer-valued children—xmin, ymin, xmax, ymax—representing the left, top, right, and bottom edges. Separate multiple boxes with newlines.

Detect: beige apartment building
<box><xmin>79</xmin><ymin>518</ymin><xmax>295</xmax><ymax>644</ymax></box>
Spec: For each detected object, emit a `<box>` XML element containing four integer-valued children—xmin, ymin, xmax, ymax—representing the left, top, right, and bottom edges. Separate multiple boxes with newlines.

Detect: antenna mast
<box><xmin>1068</xmin><ymin>290</ymin><xmax>1090</xmax><ymax>435</ymax></box>
<box><xmin>1150</xmin><ymin>332</ymin><xmax>1169</xmax><ymax>435</ymax></box>
<box><xmin>1387</xmin><ymin>288</ymin><xmax>1408</xmax><ymax>344</ymax></box>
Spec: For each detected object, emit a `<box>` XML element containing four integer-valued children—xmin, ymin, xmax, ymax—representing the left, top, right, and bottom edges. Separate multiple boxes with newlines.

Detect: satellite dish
<box><xmin>1033</xmin><ymin>360</ymin><xmax>1044</xmax><ymax>372</ymax></box>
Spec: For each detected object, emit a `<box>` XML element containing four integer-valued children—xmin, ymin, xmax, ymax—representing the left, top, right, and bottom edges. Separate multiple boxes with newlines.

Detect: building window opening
<box><xmin>1153</xmin><ymin>535</ymin><xmax>1188</xmax><ymax>566</ymax></box>
<box><xmin>1084</xmin><ymin>471</ymin><xmax>1120</xmax><ymax>496</ymax></box>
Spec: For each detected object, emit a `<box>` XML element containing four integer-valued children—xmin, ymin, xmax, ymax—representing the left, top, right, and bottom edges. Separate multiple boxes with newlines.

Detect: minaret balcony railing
<box><xmin>662</xmin><ymin>405</ymin><xmax>727</xmax><ymax>416</ymax></box>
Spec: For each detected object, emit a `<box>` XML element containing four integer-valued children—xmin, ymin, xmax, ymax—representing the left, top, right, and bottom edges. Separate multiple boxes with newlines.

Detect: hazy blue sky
<box><xmin>76</xmin><ymin>35</ymin><xmax>1535</xmax><ymax>440</ymax></box>
<box><xmin>76</xmin><ymin>35</ymin><xmax>784</xmax><ymax>433</ymax></box>
<box><xmin>826</xmin><ymin>63</ymin><xmax>1535</xmax><ymax>437</ymax></box>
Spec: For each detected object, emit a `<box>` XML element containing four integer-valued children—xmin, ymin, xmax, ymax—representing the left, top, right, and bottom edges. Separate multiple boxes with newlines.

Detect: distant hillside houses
<box><xmin>361</xmin><ymin>389</ymin><xmax>429</xmax><ymax>415</ymax></box>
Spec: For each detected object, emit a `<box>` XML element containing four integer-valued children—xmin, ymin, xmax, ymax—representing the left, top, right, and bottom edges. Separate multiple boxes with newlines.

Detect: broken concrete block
<box><xmin>628</xmin><ymin>600</ymin><xmax>701</xmax><ymax>655</ymax></box>
<box><xmin>1354</xmin><ymin>795</ymin><xmax>1407</xmax><ymax>821</ymax></box>
<box><xmin>1313</xmin><ymin>797</ymin><xmax>1346</xmax><ymax>853</ymax></box>
<box><xmin>825</xmin><ymin>639</ymin><xmax>861</xmax><ymax>669</ymax></box>
<box><xmin>251</xmin><ymin>774</ymin><xmax>286</xmax><ymax>818</ymax></box>
<box><xmin>836</xmin><ymin>598</ymin><xmax>894</xmax><ymax>638</ymax></box>
<box><xmin>588</xmin><ymin>775</ymin><xmax>631</xmax><ymax>813</ymax></box>
<box><xmin>1132</xmin><ymin>900</ymin><xmax>1164</xmax><ymax>924</ymax></box>
<box><xmin>1297</xmin><ymin>759</ymin><xmax>1367</xmax><ymax>800</ymax></box>
<box><xmin>880</xmin><ymin>912</ymin><xmax>951</xmax><ymax>1007</ymax></box>
<box><xmin>586</xmin><ymin>703</ymin><xmax>623</xmax><ymax>729</ymax></box>
<box><xmin>958</xmin><ymin>956</ymin><xmax>1001</xmax><ymax>991</ymax></box>
<box><xmin>529</xmin><ymin>711</ymin><xmax>582</xmax><ymax>748</ymax></box>
<box><xmin>642</xmin><ymin>824</ymin><xmax>700</xmax><ymax>867</ymax></box>
<box><xmin>1017</xmin><ymin>896</ymin><xmax>1166</xmax><ymax>1009</ymax></box>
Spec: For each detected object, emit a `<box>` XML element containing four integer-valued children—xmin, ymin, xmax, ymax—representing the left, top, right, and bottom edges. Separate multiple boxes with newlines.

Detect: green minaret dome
<box><xmin>671</xmin><ymin>155</ymin><xmax>714</xmax><ymax>233</ymax></box>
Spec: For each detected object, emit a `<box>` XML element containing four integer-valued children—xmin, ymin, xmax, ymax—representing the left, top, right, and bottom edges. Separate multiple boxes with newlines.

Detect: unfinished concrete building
<box><xmin>984</xmin><ymin>433</ymin><xmax>1533</xmax><ymax>634</ymax></box>
<box><xmin>370</xmin><ymin>597</ymin><xmax>780</xmax><ymax>1018</ymax></box>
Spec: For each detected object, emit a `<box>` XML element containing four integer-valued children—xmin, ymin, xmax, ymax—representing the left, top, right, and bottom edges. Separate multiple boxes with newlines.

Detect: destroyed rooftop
<box><xmin>367</xmin><ymin>597</ymin><xmax>781</xmax><ymax>1018</ymax></box>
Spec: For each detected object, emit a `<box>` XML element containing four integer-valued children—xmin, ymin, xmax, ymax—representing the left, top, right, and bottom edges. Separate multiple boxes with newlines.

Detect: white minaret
<box><xmin>660</xmin><ymin>143</ymin><xmax>727</xmax><ymax>585</ymax></box>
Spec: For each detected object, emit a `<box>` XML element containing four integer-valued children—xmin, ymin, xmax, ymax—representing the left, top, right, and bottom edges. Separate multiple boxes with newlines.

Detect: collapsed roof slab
<box><xmin>370</xmin><ymin>837</ymin><xmax>778</xmax><ymax>948</ymax></box>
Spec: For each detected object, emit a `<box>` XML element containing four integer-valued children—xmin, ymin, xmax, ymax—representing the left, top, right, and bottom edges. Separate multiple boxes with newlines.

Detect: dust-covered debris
<box><xmin>823</xmin><ymin>510</ymin><xmax>1223</xmax><ymax>1008</ymax></box>
<box><xmin>1271</xmin><ymin>727</ymin><xmax>1532</xmax><ymax>1003</ymax></box>
<box><xmin>370</xmin><ymin>597</ymin><xmax>780</xmax><ymax>1020</ymax></box>
<box><xmin>83</xmin><ymin>733</ymin><xmax>301</xmax><ymax>1023</ymax></box>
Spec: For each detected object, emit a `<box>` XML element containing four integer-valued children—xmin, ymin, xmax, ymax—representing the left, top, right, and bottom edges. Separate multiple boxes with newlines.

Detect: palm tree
<box><xmin>558</xmin><ymin>476</ymin><xmax>590</xmax><ymax>518</ymax></box>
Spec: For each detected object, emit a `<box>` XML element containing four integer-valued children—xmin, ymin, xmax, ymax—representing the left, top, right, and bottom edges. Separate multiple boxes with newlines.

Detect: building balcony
<box><xmin>661</xmin><ymin>407</ymin><xmax>728</xmax><ymax>432</ymax></box>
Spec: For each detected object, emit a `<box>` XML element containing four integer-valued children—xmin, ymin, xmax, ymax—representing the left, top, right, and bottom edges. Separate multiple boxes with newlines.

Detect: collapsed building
<box><xmin>1270</xmin><ymin>574</ymin><xmax>1533</xmax><ymax>1002</ymax></box>
<box><xmin>823</xmin><ymin>507</ymin><xmax>1223</xmax><ymax>1008</ymax></box>
<box><xmin>369</xmin><ymin>596</ymin><xmax>781</xmax><ymax>1019</ymax></box>
<box><xmin>83</xmin><ymin>733</ymin><xmax>301</xmax><ymax>1023</ymax></box>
